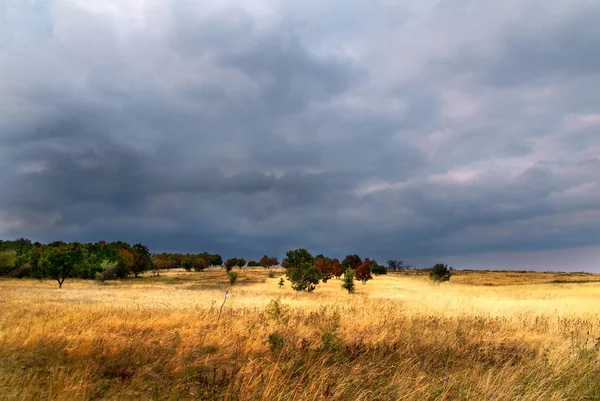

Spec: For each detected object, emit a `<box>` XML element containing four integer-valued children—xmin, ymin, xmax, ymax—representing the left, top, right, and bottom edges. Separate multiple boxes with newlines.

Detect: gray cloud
<box><xmin>1</xmin><ymin>0</ymin><xmax>599</xmax><ymax>270</ymax></box>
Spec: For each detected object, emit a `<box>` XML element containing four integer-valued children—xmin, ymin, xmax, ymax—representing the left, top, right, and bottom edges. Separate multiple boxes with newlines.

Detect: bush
<box><xmin>113</xmin><ymin>263</ymin><xmax>129</xmax><ymax>279</ymax></box>
<box><xmin>342</xmin><ymin>269</ymin><xmax>355</xmax><ymax>293</ymax></box>
<box><xmin>193</xmin><ymin>259</ymin><xmax>207</xmax><ymax>271</ymax></box>
<box><xmin>0</xmin><ymin>250</ymin><xmax>17</xmax><ymax>276</ymax></box>
<box><xmin>265</xmin><ymin>298</ymin><xmax>287</xmax><ymax>320</ymax></box>
<box><xmin>268</xmin><ymin>332</ymin><xmax>285</xmax><ymax>354</ymax></box>
<box><xmin>12</xmin><ymin>264</ymin><xmax>33</xmax><ymax>279</ymax></box>
<box><xmin>227</xmin><ymin>271</ymin><xmax>238</xmax><ymax>285</ymax></box>
<box><xmin>320</xmin><ymin>325</ymin><xmax>341</xmax><ymax>352</ymax></box>
<box><xmin>278</xmin><ymin>277</ymin><xmax>285</xmax><ymax>288</ymax></box>
<box><xmin>182</xmin><ymin>259</ymin><xmax>193</xmax><ymax>272</ymax></box>
<box><xmin>430</xmin><ymin>263</ymin><xmax>452</xmax><ymax>283</ymax></box>
<box><xmin>97</xmin><ymin>260</ymin><xmax>119</xmax><ymax>281</ymax></box>
<box><xmin>268</xmin><ymin>270</ymin><xmax>276</xmax><ymax>278</ymax></box>
<box><xmin>371</xmin><ymin>262</ymin><xmax>387</xmax><ymax>276</ymax></box>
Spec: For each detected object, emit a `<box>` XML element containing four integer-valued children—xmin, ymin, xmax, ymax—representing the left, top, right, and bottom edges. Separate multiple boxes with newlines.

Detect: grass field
<box><xmin>1</xmin><ymin>268</ymin><xmax>600</xmax><ymax>400</ymax></box>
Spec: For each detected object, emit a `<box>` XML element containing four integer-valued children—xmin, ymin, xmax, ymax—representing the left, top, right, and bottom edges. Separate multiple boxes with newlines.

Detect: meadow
<box><xmin>1</xmin><ymin>268</ymin><xmax>600</xmax><ymax>400</ymax></box>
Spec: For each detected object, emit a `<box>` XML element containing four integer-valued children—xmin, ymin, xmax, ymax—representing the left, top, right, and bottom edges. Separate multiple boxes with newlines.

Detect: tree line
<box><xmin>280</xmin><ymin>249</ymin><xmax>452</xmax><ymax>293</ymax></box>
<box><xmin>281</xmin><ymin>249</ymin><xmax>393</xmax><ymax>293</ymax></box>
<box><xmin>0</xmin><ymin>238</ymin><xmax>452</xmax><ymax>289</ymax></box>
<box><xmin>0</xmin><ymin>239</ymin><xmax>224</xmax><ymax>287</ymax></box>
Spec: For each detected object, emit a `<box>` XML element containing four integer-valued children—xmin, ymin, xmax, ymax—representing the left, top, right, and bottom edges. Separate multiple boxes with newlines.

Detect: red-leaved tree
<box><xmin>355</xmin><ymin>258</ymin><xmax>373</xmax><ymax>284</ymax></box>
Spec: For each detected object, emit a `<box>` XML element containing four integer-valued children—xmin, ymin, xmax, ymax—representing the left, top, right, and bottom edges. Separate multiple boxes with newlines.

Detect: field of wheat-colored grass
<box><xmin>1</xmin><ymin>268</ymin><xmax>600</xmax><ymax>400</ymax></box>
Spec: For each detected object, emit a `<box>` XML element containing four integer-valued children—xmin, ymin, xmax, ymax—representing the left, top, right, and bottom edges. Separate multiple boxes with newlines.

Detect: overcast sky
<box><xmin>1</xmin><ymin>0</ymin><xmax>599</xmax><ymax>270</ymax></box>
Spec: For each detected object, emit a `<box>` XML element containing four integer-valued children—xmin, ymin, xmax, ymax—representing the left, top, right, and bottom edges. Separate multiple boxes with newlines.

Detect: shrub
<box><xmin>11</xmin><ymin>264</ymin><xmax>33</xmax><ymax>279</ymax></box>
<box><xmin>193</xmin><ymin>258</ymin><xmax>207</xmax><ymax>271</ymax></box>
<box><xmin>182</xmin><ymin>259</ymin><xmax>193</xmax><ymax>272</ymax></box>
<box><xmin>0</xmin><ymin>250</ymin><xmax>17</xmax><ymax>276</ymax></box>
<box><xmin>370</xmin><ymin>261</ymin><xmax>387</xmax><ymax>276</ymax></box>
<box><xmin>268</xmin><ymin>270</ymin><xmax>276</xmax><ymax>278</ymax></box>
<box><xmin>430</xmin><ymin>263</ymin><xmax>452</xmax><ymax>283</ymax></box>
<box><xmin>113</xmin><ymin>262</ymin><xmax>129</xmax><ymax>279</ymax></box>
<box><xmin>320</xmin><ymin>325</ymin><xmax>341</xmax><ymax>352</ymax></box>
<box><xmin>268</xmin><ymin>332</ymin><xmax>285</xmax><ymax>354</ymax></box>
<box><xmin>247</xmin><ymin>260</ymin><xmax>260</xmax><ymax>267</ymax></box>
<box><xmin>227</xmin><ymin>271</ymin><xmax>238</xmax><ymax>285</ymax></box>
<box><xmin>265</xmin><ymin>298</ymin><xmax>287</xmax><ymax>320</ymax></box>
<box><xmin>342</xmin><ymin>269</ymin><xmax>355</xmax><ymax>293</ymax></box>
<box><xmin>97</xmin><ymin>259</ymin><xmax>119</xmax><ymax>281</ymax></box>
<box><xmin>278</xmin><ymin>277</ymin><xmax>285</xmax><ymax>288</ymax></box>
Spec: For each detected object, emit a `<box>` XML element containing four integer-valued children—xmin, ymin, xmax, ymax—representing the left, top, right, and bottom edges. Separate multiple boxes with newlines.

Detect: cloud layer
<box><xmin>2</xmin><ymin>0</ymin><xmax>599</xmax><ymax>269</ymax></box>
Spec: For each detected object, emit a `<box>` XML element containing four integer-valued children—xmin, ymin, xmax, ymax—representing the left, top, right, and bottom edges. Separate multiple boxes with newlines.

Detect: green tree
<box><xmin>39</xmin><ymin>243</ymin><xmax>85</xmax><ymax>288</ymax></box>
<box><xmin>342</xmin><ymin>268</ymin><xmax>355</xmax><ymax>293</ymax></box>
<box><xmin>0</xmin><ymin>250</ymin><xmax>17</xmax><ymax>275</ymax></box>
<box><xmin>284</xmin><ymin>249</ymin><xmax>319</xmax><ymax>292</ymax></box>
<box><xmin>130</xmin><ymin>243</ymin><xmax>151</xmax><ymax>277</ymax></box>
<box><xmin>210</xmin><ymin>254</ymin><xmax>223</xmax><ymax>266</ymax></box>
<box><xmin>289</xmin><ymin>262</ymin><xmax>320</xmax><ymax>292</ymax></box>
<box><xmin>370</xmin><ymin>260</ymin><xmax>387</xmax><ymax>276</ymax></box>
<box><xmin>182</xmin><ymin>259</ymin><xmax>193</xmax><ymax>272</ymax></box>
<box><xmin>97</xmin><ymin>259</ymin><xmax>119</xmax><ymax>281</ymax></box>
<box><xmin>430</xmin><ymin>263</ymin><xmax>452</xmax><ymax>283</ymax></box>
<box><xmin>283</xmin><ymin>248</ymin><xmax>314</xmax><ymax>271</ymax></box>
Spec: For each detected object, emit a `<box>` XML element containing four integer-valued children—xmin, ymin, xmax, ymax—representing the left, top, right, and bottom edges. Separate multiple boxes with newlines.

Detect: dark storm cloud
<box><xmin>487</xmin><ymin>8</ymin><xmax>600</xmax><ymax>87</ymax></box>
<box><xmin>1</xmin><ymin>0</ymin><xmax>599</xmax><ymax>270</ymax></box>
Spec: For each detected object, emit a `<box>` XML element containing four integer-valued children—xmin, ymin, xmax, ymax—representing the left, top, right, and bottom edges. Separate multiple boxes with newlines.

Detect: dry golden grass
<box><xmin>1</xmin><ymin>268</ymin><xmax>600</xmax><ymax>400</ymax></box>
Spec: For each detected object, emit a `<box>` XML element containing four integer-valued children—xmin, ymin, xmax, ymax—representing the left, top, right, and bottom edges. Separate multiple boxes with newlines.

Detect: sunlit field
<box><xmin>2</xmin><ymin>268</ymin><xmax>600</xmax><ymax>400</ymax></box>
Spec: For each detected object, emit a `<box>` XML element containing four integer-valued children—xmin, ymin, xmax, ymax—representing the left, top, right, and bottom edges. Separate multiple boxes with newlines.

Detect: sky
<box><xmin>1</xmin><ymin>0</ymin><xmax>599</xmax><ymax>270</ymax></box>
